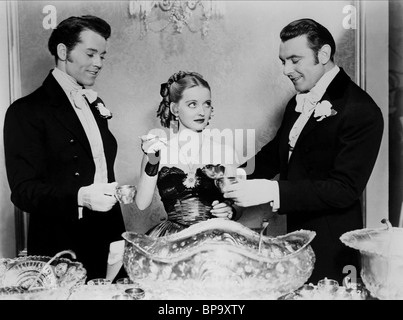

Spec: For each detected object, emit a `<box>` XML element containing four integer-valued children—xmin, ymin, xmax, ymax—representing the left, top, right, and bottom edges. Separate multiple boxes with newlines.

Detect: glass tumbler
<box><xmin>115</xmin><ymin>185</ymin><xmax>137</xmax><ymax>204</ymax></box>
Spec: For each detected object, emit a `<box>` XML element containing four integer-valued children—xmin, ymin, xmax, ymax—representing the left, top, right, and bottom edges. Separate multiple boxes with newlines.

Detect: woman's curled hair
<box><xmin>157</xmin><ymin>71</ymin><xmax>210</xmax><ymax>128</ymax></box>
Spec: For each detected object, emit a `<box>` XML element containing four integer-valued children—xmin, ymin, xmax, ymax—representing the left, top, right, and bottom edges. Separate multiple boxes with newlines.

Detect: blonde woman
<box><xmin>136</xmin><ymin>71</ymin><xmax>241</xmax><ymax>237</ymax></box>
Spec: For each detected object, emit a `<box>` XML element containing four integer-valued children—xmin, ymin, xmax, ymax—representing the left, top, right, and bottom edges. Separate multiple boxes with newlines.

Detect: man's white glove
<box><xmin>223</xmin><ymin>179</ymin><xmax>279</xmax><ymax>208</ymax></box>
<box><xmin>78</xmin><ymin>182</ymin><xmax>118</xmax><ymax>212</ymax></box>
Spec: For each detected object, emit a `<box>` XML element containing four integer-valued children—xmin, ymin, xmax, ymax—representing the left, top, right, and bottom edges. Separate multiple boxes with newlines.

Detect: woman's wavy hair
<box><xmin>157</xmin><ymin>71</ymin><xmax>211</xmax><ymax>128</ymax></box>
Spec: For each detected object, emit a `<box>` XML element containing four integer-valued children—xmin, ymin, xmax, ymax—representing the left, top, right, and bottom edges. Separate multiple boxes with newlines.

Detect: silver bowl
<box><xmin>340</xmin><ymin>219</ymin><xmax>403</xmax><ymax>300</ymax></box>
<box><xmin>122</xmin><ymin>219</ymin><xmax>315</xmax><ymax>299</ymax></box>
<box><xmin>0</xmin><ymin>253</ymin><xmax>86</xmax><ymax>300</ymax></box>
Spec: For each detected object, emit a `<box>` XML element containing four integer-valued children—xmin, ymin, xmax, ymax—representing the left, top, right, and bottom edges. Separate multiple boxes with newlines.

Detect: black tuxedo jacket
<box><xmin>4</xmin><ymin>71</ymin><xmax>125</xmax><ymax>280</ymax></box>
<box><xmin>246</xmin><ymin>69</ymin><xmax>384</xmax><ymax>283</ymax></box>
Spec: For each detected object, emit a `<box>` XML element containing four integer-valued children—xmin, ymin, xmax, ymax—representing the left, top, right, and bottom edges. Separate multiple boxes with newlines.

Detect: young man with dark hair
<box><xmin>4</xmin><ymin>15</ymin><xmax>126</xmax><ymax>281</ymax></box>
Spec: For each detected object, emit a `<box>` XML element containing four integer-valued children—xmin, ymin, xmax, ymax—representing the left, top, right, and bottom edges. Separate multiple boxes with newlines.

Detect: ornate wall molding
<box><xmin>354</xmin><ymin>0</ymin><xmax>367</xmax><ymax>226</ymax></box>
<box><xmin>356</xmin><ymin>1</ymin><xmax>389</xmax><ymax>228</ymax></box>
<box><xmin>6</xmin><ymin>1</ymin><xmax>21</xmax><ymax>103</ymax></box>
<box><xmin>5</xmin><ymin>1</ymin><xmax>25</xmax><ymax>257</ymax></box>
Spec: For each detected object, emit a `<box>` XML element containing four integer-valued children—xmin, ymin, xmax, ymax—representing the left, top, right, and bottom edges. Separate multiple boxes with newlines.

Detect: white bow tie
<box><xmin>70</xmin><ymin>89</ymin><xmax>98</xmax><ymax>109</ymax></box>
<box><xmin>295</xmin><ymin>91</ymin><xmax>321</xmax><ymax>115</ymax></box>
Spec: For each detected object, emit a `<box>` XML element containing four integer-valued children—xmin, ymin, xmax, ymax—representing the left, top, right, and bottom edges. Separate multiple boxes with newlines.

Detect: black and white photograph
<box><xmin>0</xmin><ymin>0</ymin><xmax>400</xmax><ymax>306</ymax></box>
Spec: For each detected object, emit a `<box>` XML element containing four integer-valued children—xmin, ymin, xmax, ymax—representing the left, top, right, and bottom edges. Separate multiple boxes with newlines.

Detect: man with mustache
<box><xmin>224</xmin><ymin>18</ymin><xmax>384</xmax><ymax>284</ymax></box>
<box><xmin>3</xmin><ymin>15</ymin><xmax>126</xmax><ymax>281</ymax></box>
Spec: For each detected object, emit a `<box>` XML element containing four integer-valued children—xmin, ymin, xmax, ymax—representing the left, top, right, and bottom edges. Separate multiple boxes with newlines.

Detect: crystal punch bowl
<box><xmin>122</xmin><ymin>219</ymin><xmax>316</xmax><ymax>299</ymax></box>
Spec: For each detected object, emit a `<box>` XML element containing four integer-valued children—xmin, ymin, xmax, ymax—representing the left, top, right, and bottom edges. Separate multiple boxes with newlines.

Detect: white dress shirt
<box><xmin>271</xmin><ymin>65</ymin><xmax>340</xmax><ymax>212</ymax></box>
<box><xmin>52</xmin><ymin>68</ymin><xmax>108</xmax><ymax>218</ymax></box>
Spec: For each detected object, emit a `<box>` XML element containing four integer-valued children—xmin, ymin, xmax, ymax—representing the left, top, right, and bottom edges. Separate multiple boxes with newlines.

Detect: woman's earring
<box><xmin>207</xmin><ymin>107</ymin><xmax>214</xmax><ymax>125</ymax></box>
<box><xmin>170</xmin><ymin>113</ymin><xmax>179</xmax><ymax>133</ymax></box>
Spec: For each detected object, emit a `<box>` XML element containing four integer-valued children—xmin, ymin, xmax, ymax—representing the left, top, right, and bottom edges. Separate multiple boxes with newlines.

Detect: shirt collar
<box><xmin>52</xmin><ymin>67</ymin><xmax>83</xmax><ymax>96</ymax></box>
<box><xmin>309</xmin><ymin>65</ymin><xmax>340</xmax><ymax>100</ymax></box>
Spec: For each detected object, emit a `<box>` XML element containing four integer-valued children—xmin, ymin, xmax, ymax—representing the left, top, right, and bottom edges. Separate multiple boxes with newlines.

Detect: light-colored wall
<box><xmin>14</xmin><ymin>0</ymin><xmax>356</xmax><ymax>233</ymax></box>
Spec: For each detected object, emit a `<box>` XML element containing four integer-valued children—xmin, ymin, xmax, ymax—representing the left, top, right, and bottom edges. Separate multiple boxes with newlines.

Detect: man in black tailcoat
<box><xmin>4</xmin><ymin>15</ymin><xmax>126</xmax><ymax>281</ymax></box>
<box><xmin>224</xmin><ymin>18</ymin><xmax>383</xmax><ymax>284</ymax></box>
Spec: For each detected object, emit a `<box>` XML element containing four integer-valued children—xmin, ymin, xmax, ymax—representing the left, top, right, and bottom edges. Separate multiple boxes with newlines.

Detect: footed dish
<box><xmin>340</xmin><ymin>219</ymin><xmax>403</xmax><ymax>300</ymax></box>
<box><xmin>0</xmin><ymin>252</ymin><xmax>86</xmax><ymax>300</ymax></box>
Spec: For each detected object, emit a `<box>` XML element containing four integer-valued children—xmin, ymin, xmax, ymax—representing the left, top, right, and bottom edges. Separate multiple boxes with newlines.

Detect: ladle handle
<box><xmin>381</xmin><ymin>218</ymin><xmax>392</xmax><ymax>230</ymax></box>
<box><xmin>258</xmin><ymin>220</ymin><xmax>269</xmax><ymax>254</ymax></box>
<box><xmin>26</xmin><ymin>250</ymin><xmax>76</xmax><ymax>291</ymax></box>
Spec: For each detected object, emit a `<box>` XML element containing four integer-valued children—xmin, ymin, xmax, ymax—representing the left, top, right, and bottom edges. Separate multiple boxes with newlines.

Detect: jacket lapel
<box><xmin>293</xmin><ymin>68</ymin><xmax>350</xmax><ymax>145</ymax></box>
<box><xmin>294</xmin><ymin>109</ymin><xmax>320</xmax><ymax>143</ymax></box>
<box><xmin>43</xmin><ymin>72</ymin><xmax>93</xmax><ymax>158</ymax></box>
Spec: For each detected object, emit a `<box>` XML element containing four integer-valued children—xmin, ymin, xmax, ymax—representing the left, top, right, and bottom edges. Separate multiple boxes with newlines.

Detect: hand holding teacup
<box><xmin>140</xmin><ymin>134</ymin><xmax>167</xmax><ymax>164</ymax></box>
<box><xmin>79</xmin><ymin>182</ymin><xmax>119</xmax><ymax>212</ymax></box>
<box><xmin>223</xmin><ymin>179</ymin><xmax>276</xmax><ymax>207</ymax></box>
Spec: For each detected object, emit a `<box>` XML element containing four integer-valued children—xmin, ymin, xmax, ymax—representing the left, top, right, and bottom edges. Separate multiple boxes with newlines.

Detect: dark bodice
<box><xmin>158</xmin><ymin>166</ymin><xmax>223</xmax><ymax>202</ymax></box>
<box><xmin>157</xmin><ymin>166</ymin><xmax>224</xmax><ymax>216</ymax></box>
<box><xmin>146</xmin><ymin>166</ymin><xmax>227</xmax><ymax>237</ymax></box>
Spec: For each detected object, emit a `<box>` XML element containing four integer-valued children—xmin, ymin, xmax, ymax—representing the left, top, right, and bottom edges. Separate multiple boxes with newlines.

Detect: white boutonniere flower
<box><xmin>95</xmin><ymin>102</ymin><xmax>113</xmax><ymax>119</ymax></box>
<box><xmin>314</xmin><ymin>100</ymin><xmax>337</xmax><ymax>122</ymax></box>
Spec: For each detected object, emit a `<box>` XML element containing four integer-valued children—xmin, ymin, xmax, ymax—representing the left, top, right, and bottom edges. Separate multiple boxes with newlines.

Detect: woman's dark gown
<box><xmin>146</xmin><ymin>166</ymin><xmax>225</xmax><ymax>237</ymax></box>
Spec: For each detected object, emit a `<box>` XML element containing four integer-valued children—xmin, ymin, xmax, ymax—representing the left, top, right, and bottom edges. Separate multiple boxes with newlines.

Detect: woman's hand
<box><xmin>140</xmin><ymin>134</ymin><xmax>167</xmax><ymax>164</ymax></box>
<box><xmin>210</xmin><ymin>200</ymin><xmax>234</xmax><ymax>220</ymax></box>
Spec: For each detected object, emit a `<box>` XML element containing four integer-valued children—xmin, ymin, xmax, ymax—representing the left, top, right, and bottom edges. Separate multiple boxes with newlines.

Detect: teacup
<box><xmin>214</xmin><ymin>168</ymin><xmax>246</xmax><ymax>193</ymax></box>
<box><xmin>125</xmin><ymin>287</ymin><xmax>145</xmax><ymax>300</ymax></box>
<box><xmin>115</xmin><ymin>185</ymin><xmax>136</xmax><ymax>204</ymax></box>
<box><xmin>317</xmin><ymin>278</ymin><xmax>339</xmax><ymax>293</ymax></box>
<box><xmin>215</xmin><ymin>176</ymin><xmax>238</xmax><ymax>193</ymax></box>
<box><xmin>116</xmin><ymin>277</ymin><xmax>136</xmax><ymax>285</ymax></box>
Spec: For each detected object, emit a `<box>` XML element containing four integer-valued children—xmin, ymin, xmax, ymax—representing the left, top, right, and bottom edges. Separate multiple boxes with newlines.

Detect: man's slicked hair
<box><xmin>280</xmin><ymin>18</ymin><xmax>336</xmax><ymax>62</ymax></box>
<box><xmin>48</xmin><ymin>15</ymin><xmax>111</xmax><ymax>63</ymax></box>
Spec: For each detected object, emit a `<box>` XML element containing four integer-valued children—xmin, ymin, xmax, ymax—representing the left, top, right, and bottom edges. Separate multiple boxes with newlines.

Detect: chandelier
<box><xmin>129</xmin><ymin>0</ymin><xmax>225</xmax><ymax>39</ymax></box>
